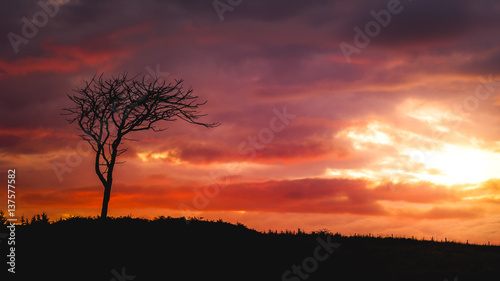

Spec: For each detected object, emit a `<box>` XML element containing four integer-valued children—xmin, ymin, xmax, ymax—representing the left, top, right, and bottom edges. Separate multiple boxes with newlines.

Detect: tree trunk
<box><xmin>100</xmin><ymin>183</ymin><xmax>111</xmax><ymax>218</ymax></box>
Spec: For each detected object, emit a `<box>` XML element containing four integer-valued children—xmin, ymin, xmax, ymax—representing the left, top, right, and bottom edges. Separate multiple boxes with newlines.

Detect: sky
<box><xmin>1</xmin><ymin>0</ymin><xmax>500</xmax><ymax>244</ymax></box>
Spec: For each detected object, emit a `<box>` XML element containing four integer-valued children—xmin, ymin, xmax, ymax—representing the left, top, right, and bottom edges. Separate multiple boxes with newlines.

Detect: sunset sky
<box><xmin>1</xmin><ymin>0</ymin><xmax>500</xmax><ymax>244</ymax></box>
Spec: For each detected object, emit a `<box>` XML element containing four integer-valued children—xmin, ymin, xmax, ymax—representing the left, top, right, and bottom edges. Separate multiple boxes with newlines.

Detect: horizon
<box><xmin>14</xmin><ymin>213</ymin><xmax>500</xmax><ymax>247</ymax></box>
<box><xmin>1</xmin><ymin>0</ymin><xmax>500</xmax><ymax>247</ymax></box>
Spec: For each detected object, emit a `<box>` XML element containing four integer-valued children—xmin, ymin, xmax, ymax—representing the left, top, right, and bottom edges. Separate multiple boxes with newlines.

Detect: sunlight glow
<box><xmin>339</xmin><ymin>121</ymin><xmax>393</xmax><ymax>149</ymax></box>
<box><xmin>336</xmin><ymin>116</ymin><xmax>500</xmax><ymax>186</ymax></box>
<box><xmin>327</xmin><ymin>168</ymin><xmax>377</xmax><ymax>179</ymax></box>
<box><xmin>399</xmin><ymin>99</ymin><xmax>463</xmax><ymax>124</ymax></box>
<box><xmin>137</xmin><ymin>150</ymin><xmax>182</xmax><ymax>163</ymax></box>
<box><xmin>402</xmin><ymin>144</ymin><xmax>500</xmax><ymax>185</ymax></box>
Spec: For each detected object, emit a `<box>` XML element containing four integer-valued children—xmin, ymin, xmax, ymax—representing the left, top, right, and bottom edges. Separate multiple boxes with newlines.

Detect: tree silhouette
<box><xmin>0</xmin><ymin>210</ymin><xmax>7</xmax><ymax>225</ymax></box>
<box><xmin>64</xmin><ymin>73</ymin><xmax>219</xmax><ymax>218</ymax></box>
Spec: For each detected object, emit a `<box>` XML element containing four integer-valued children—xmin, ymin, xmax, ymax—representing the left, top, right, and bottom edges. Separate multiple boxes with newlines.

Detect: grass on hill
<box><xmin>1</xmin><ymin>213</ymin><xmax>499</xmax><ymax>281</ymax></box>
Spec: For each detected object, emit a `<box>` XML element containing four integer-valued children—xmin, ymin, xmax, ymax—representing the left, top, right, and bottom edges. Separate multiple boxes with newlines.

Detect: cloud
<box><xmin>1</xmin><ymin>0</ymin><xmax>500</xmax><ymax>245</ymax></box>
<box><xmin>19</xmin><ymin>175</ymin><xmax>498</xmax><ymax>224</ymax></box>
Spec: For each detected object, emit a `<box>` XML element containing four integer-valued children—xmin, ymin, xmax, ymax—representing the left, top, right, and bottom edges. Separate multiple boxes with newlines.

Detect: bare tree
<box><xmin>64</xmin><ymin>73</ymin><xmax>219</xmax><ymax>218</ymax></box>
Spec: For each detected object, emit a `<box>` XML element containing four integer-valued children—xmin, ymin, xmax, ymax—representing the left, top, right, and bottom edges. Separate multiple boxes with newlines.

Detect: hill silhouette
<box><xmin>2</xmin><ymin>215</ymin><xmax>499</xmax><ymax>280</ymax></box>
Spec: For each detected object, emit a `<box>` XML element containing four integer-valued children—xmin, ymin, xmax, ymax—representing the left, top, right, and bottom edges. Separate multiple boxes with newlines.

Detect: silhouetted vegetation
<box><xmin>1</xmin><ymin>213</ymin><xmax>499</xmax><ymax>280</ymax></box>
<box><xmin>27</xmin><ymin>212</ymin><xmax>50</xmax><ymax>226</ymax></box>
<box><xmin>63</xmin><ymin>73</ymin><xmax>219</xmax><ymax>218</ymax></box>
<box><xmin>0</xmin><ymin>211</ymin><xmax>6</xmax><ymax>225</ymax></box>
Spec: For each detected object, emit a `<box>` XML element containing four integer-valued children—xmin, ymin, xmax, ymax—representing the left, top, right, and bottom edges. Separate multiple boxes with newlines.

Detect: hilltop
<box><xmin>2</xmin><ymin>215</ymin><xmax>499</xmax><ymax>280</ymax></box>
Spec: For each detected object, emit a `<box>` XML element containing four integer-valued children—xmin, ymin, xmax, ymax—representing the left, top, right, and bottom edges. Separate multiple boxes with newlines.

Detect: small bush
<box><xmin>29</xmin><ymin>212</ymin><xmax>50</xmax><ymax>226</ymax></box>
<box><xmin>0</xmin><ymin>210</ymin><xmax>7</xmax><ymax>225</ymax></box>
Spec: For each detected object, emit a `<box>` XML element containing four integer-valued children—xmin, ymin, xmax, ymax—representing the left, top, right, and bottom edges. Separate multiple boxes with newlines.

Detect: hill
<box><xmin>2</xmin><ymin>216</ymin><xmax>500</xmax><ymax>280</ymax></box>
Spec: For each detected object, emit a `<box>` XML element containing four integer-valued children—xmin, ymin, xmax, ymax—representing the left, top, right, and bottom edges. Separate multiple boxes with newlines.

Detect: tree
<box><xmin>29</xmin><ymin>212</ymin><xmax>50</xmax><ymax>226</ymax></box>
<box><xmin>64</xmin><ymin>73</ymin><xmax>219</xmax><ymax>218</ymax></box>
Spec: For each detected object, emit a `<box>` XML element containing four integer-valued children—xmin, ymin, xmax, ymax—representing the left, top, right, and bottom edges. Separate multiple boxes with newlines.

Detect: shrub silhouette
<box><xmin>27</xmin><ymin>212</ymin><xmax>50</xmax><ymax>226</ymax></box>
<box><xmin>12</xmin><ymin>214</ymin><xmax>500</xmax><ymax>281</ymax></box>
<box><xmin>0</xmin><ymin>210</ymin><xmax>7</xmax><ymax>225</ymax></box>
